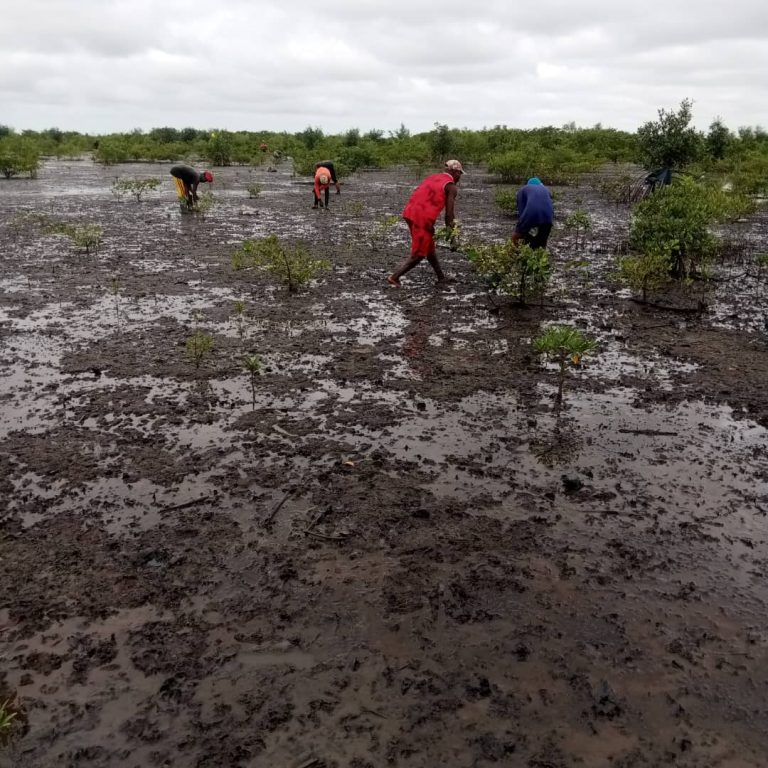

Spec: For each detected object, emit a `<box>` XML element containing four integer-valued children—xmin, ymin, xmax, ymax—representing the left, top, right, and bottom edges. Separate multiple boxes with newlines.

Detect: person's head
<box><xmin>202</xmin><ymin>170</ymin><xmax>214</xmax><ymax>183</ymax></box>
<box><xmin>318</xmin><ymin>173</ymin><xmax>330</xmax><ymax>186</ymax></box>
<box><xmin>445</xmin><ymin>159</ymin><xmax>465</xmax><ymax>183</ymax></box>
<box><xmin>527</xmin><ymin>177</ymin><xmax>542</xmax><ymax>186</ymax></box>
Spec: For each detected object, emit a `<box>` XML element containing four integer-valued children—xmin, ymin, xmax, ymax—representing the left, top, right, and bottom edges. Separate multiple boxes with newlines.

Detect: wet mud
<box><xmin>1</xmin><ymin>160</ymin><xmax>768</xmax><ymax>767</ymax></box>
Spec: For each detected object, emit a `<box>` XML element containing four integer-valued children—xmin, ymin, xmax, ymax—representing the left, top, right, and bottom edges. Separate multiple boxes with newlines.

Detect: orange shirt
<box><xmin>314</xmin><ymin>166</ymin><xmax>332</xmax><ymax>198</ymax></box>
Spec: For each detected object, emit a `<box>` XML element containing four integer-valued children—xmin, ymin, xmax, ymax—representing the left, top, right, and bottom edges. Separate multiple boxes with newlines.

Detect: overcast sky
<box><xmin>3</xmin><ymin>0</ymin><xmax>768</xmax><ymax>135</ymax></box>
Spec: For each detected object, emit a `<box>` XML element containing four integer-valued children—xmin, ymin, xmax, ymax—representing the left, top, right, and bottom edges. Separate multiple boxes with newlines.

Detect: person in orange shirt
<box><xmin>387</xmin><ymin>159</ymin><xmax>464</xmax><ymax>288</ymax></box>
<box><xmin>313</xmin><ymin>165</ymin><xmax>335</xmax><ymax>209</ymax></box>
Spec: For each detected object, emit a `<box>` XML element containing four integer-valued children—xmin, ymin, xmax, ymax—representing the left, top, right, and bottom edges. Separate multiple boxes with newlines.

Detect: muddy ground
<box><xmin>1</xmin><ymin>159</ymin><xmax>767</xmax><ymax>768</ymax></box>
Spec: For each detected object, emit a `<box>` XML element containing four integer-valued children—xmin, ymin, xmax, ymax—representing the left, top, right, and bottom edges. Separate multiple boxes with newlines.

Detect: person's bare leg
<box><xmin>426</xmin><ymin>252</ymin><xmax>447</xmax><ymax>282</ymax></box>
<box><xmin>388</xmin><ymin>256</ymin><xmax>422</xmax><ymax>286</ymax></box>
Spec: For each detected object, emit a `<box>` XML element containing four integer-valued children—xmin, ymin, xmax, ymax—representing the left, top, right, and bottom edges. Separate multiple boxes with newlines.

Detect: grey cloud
<box><xmin>3</xmin><ymin>0</ymin><xmax>768</xmax><ymax>133</ymax></box>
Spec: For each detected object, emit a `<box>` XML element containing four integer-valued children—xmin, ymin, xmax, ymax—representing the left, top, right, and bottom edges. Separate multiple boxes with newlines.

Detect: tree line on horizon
<box><xmin>1</xmin><ymin>100</ymin><xmax>767</xmax><ymax>195</ymax></box>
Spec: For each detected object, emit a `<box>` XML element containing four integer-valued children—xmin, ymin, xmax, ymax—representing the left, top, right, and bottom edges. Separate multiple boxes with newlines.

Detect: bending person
<box><xmin>511</xmin><ymin>177</ymin><xmax>554</xmax><ymax>249</ymax></box>
<box><xmin>313</xmin><ymin>164</ymin><xmax>336</xmax><ymax>209</ymax></box>
<box><xmin>387</xmin><ymin>159</ymin><xmax>464</xmax><ymax>288</ymax></box>
<box><xmin>314</xmin><ymin>160</ymin><xmax>341</xmax><ymax>194</ymax></box>
<box><xmin>170</xmin><ymin>164</ymin><xmax>213</xmax><ymax>208</ymax></box>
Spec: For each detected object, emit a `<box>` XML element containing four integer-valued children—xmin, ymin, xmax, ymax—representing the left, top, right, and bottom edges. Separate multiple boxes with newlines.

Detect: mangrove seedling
<box><xmin>186</xmin><ymin>329</ymin><xmax>214</xmax><ymax>369</ymax></box>
<box><xmin>494</xmin><ymin>189</ymin><xmax>518</xmax><ymax>216</ymax></box>
<box><xmin>111</xmin><ymin>177</ymin><xmax>161</xmax><ymax>202</ymax></box>
<box><xmin>564</xmin><ymin>209</ymin><xmax>592</xmax><ymax>251</ymax></box>
<box><xmin>0</xmin><ymin>699</ymin><xmax>18</xmax><ymax>744</ymax></box>
<box><xmin>367</xmin><ymin>215</ymin><xmax>399</xmax><ymax>252</ymax></box>
<box><xmin>232</xmin><ymin>235</ymin><xmax>330</xmax><ymax>293</ymax></box>
<box><xmin>247</xmin><ymin>183</ymin><xmax>262</xmax><ymax>199</ymax></box>
<box><xmin>466</xmin><ymin>240</ymin><xmax>552</xmax><ymax>305</ymax></box>
<box><xmin>242</xmin><ymin>354</ymin><xmax>262</xmax><ymax>410</ymax></box>
<box><xmin>435</xmin><ymin>220</ymin><xmax>462</xmax><ymax>251</ymax></box>
<box><xmin>534</xmin><ymin>325</ymin><xmax>598</xmax><ymax>408</ymax></box>
<box><xmin>617</xmin><ymin>249</ymin><xmax>672</xmax><ymax>303</ymax></box>
<box><xmin>195</xmin><ymin>191</ymin><xmax>215</xmax><ymax>218</ymax></box>
<box><xmin>233</xmin><ymin>300</ymin><xmax>246</xmax><ymax>338</ymax></box>
<box><xmin>346</xmin><ymin>200</ymin><xmax>365</xmax><ymax>217</ymax></box>
<box><xmin>46</xmin><ymin>221</ymin><xmax>103</xmax><ymax>254</ymax></box>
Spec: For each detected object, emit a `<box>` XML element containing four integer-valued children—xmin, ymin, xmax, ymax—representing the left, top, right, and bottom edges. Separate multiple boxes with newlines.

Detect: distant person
<box><xmin>511</xmin><ymin>177</ymin><xmax>554</xmax><ymax>249</ymax></box>
<box><xmin>170</xmin><ymin>164</ymin><xmax>213</xmax><ymax>208</ymax></box>
<box><xmin>387</xmin><ymin>160</ymin><xmax>464</xmax><ymax>288</ymax></box>
<box><xmin>315</xmin><ymin>160</ymin><xmax>341</xmax><ymax>195</ymax></box>
<box><xmin>313</xmin><ymin>162</ymin><xmax>339</xmax><ymax>209</ymax></box>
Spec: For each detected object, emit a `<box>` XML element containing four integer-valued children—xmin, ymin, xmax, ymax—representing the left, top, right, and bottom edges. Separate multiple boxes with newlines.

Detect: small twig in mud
<box><xmin>618</xmin><ymin>428</ymin><xmax>678</xmax><ymax>437</ymax></box>
<box><xmin>265</xmin><ymin>491</ymin><xmax>292</xmax><ymax>526</ymax></box>
<box><xmin>304</xmin><ymin>506</ymin><xmax>331</xmax><ymax>535</ymax></box>
<box><xmin>360</xmin><ymin>706</ymin><xmax>385</xmax><ymax>718</ymax></box>
<box><xmin>294</xmin><ymin>758</ymin><xmax>323</xmax><ymax>768</ymax></box>
<box><xmin>306</xmin><ymin>530</ymin><xmax>349</xmax><ymax>542</ymax></box>
<box><xmin>628</xmin><ymin>298</ymin><xmax>705</xmax><ymax>314</ymax></box>
<box><xmin>159</xmin><ymin>495</ymin><xmax>212</xmax><ymax>514</ymax></box>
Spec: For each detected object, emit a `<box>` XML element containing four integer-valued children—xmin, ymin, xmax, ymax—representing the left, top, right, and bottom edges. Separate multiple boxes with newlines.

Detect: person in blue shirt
<box><xmin>512</xmin><ymin>177</ymin><xmax>554</xmax><ymax>249</ymax></box>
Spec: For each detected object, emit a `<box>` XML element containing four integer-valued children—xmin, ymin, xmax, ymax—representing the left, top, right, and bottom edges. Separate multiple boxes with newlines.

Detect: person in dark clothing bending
<box><xmin>511</xmin><ymin>177</ymin><xmax>554</xmax><ymax>249</ymax></box>
<box><xmin>170</xmin><ymin>164</ymin><xmax>213</xmax><ymax>208</ymax></box>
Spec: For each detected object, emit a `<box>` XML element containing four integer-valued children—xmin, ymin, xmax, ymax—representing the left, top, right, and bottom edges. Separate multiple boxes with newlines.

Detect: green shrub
<box><xmin>488</xmin><ymin>145</ymin><xmax>598</xmax><ymax>185</ymax></box>
<box><xmin>111</xmin><ymin>177</ymin><xmax>161</xmax><ymax>202</ymax></box>
<box><xmin>466</xmin><ymin>240</ymin><xmax>551</xmax><ymax>305</ymax></box>
<box><xmin>0</xmin><ymin>137</ymin><xmax>40</xmax><ymax>178</ymax></box>
<box><xmin>564</xmin><ymin>209</ymin><xmax>592</xmax><ymax>249</ymax></box>
<box><xmin>636</xmin><ymin>98</ymin><xmax>702</xmax><ymax>170</ymax></box>
<box><xmin>367</xmin><ymin>215</ymin><xmax>399</xmax><ymax>252</ymax></box>
<box><xmin>534</xmin><ymin>325</ymin><xmax>598</xmax><ymax>406</ymax></box>
<box><xmin>232</xmin><ymin>235</ymin><xmax>330</xmax><ymax>292</ymax></box>
<box><xmin>47</xmin><ymin>221</ymin><xmax>103</xmax><ymax>254</ymax></box>
<box><xmin>495</xmin><ymin>189</ymin><xmax>517</xmax><ymax>215</ymax></box>
<box><xmin>186</xmin><ymin>330</ymin><xmax>213</xmax><ymax>368</ymax></box>
<box><xmin>617</xmin><ymin>250</ymin><xmax>673</xmax><ymax>303</ymax></box>
<box><xmin>629</xmin><ymin>177</ymin><xmax>731</xmax><ymax>280</ymax></box>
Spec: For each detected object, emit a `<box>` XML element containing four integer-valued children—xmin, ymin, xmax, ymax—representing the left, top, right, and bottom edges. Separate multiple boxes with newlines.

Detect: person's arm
<box><xmin>444</xmin><ymin>183</ymin><xmax>458</xmax><ymax>228</ymax></box>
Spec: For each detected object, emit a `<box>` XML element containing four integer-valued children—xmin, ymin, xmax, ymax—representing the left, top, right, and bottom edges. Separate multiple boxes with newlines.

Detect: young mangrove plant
<box><xmin>111</xmin><ymin>177</ymin><xmax>161</xmax><ymax>202</ymax></box>
<box><xmin>345</xmin><ymin>200</ymin><xmax>365</xmax><ymax>217</ymax></box>
<box><xmin>181</xmin><ymin>191</ymin><xmax>215</xmax><ymax>217</ymax></box>
<box><xmin>367</xmin><ymin>214</ymin><xmax>399</xmax><ymax>252</ymax></box>
<box><xmin>247</xmin><ymin>183</ymin><xmax>262</xmax><ymax>199</ymax></box>
<box><xmin>564</xmin><ymin>209</ymin><xmax>592</xmax><ymax>251</ymax></box>
<box><xmin>195</xmin><ymin>191</ymin><xmax>215</xmax><ymax>218</ymax></box>
<box><xmin>232</xmin><ymin>235</ymin><xmax>330</xmax><ymax>293</ymax></box>
<box><xmin>494</xmin><ymin>189</ymin><xmax>517</xmax><ymax>216</ymax></box>
<box><xmin>232</xmin><ymin>300</ymin><xmax>246</xmax><ymax>339</ymax></box>
<box><xmin>434</xmin><ymin>220</ymin><xmax>462</xmax><ymax>251</ymax></box>
<box><xmin>186</xmin><ymin>329</ymin><xmax>214</xmax><ymax>369</ymax></box>
<box><xmin>466</xmin><ymin>240</ymin><xmax>552</xmax><ymax>305</ymax></box>
<box><xmin>46</xmin><ymin>221</ymin><xmax>103</xmax><ymax>254</ymax></box>
<box><xmin>0</xmin><ymin>698</ymin><xmax>18</xmax><ymax>744</ymax></box>
<box><xmin>242</xmin><ymin>354</ymin><xmax>262</xmax><ymax>410</ymax></box>
<box><xmin>534</xmin><ymin>325</ymin><xmax>598</xmax><ymax>408</ymax></box>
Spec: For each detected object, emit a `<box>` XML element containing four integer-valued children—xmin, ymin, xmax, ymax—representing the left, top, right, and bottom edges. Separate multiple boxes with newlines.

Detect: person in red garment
<box><xmin>387</xmin><ymin>160</ymin><xmax>464</xmax><ymax>288</ymax></box>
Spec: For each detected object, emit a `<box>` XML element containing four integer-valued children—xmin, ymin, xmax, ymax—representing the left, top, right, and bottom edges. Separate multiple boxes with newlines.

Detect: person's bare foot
<box><xmin>387</xmin><ymin>275</ymin><xmax>401</xmax><ymax>288</ymax></box>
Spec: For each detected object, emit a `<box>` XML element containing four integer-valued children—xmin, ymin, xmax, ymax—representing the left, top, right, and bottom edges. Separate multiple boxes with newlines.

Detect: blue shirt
<box><xmin>516</xmin><ymin>184</ymin><xmax>554</xmax><ymax>231</ymax></box>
